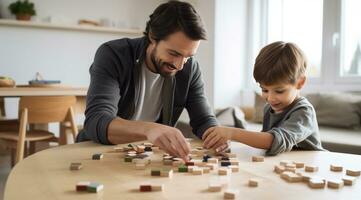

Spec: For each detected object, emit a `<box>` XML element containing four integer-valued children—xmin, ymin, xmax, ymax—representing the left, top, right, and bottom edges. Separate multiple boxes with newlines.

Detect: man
<box><xmin>77</xmin><ymin>1</ymin><xmax>225</xmax><ymax>160</ymax></box>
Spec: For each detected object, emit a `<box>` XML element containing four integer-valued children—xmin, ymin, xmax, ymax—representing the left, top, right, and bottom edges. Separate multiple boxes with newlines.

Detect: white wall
<box><xmin>0</xmin><ymin>0</ymin><xmax>163</xmax><ymax>131</ymax></box>
<box><xmin>214</xmin><ymin>0</ymin><xmax>248</xmax><ymax>108</ymax></box>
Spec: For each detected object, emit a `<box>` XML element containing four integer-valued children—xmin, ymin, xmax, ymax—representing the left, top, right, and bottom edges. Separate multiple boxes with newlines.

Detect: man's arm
<box><xmin>185</xmin><ymin>60</ymin><xmax>219</xmax><ymax>139</ymax></box>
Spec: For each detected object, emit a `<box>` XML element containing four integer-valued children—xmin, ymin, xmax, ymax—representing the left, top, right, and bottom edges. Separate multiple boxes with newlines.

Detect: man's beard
<box><xmin>150</xmin><ymin>47</ymin><xmax>178</xmax><ymax>77</ymax></box>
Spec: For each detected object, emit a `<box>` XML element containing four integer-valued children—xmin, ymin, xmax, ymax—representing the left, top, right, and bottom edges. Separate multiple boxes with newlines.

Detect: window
<box><xmin>267</xmin><ymin>0</ymin><xmax>323</xmax><ymax>78</ymax></box>
<box><xmin>340</xmin><ymin>0</ymin><xmax>361</xmax><ymax>77</ymax></box>
<box><xmin>255</xmin><ymin>0</ymin><xmax>361</xmax><ymax>91</ymax></box>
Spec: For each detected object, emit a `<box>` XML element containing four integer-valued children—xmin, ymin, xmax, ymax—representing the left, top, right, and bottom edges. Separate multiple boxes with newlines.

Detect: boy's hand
<box><xmin>202</xmin><ymin>126</ymin><xmax>233</xmax><ymax>151</ymax></box>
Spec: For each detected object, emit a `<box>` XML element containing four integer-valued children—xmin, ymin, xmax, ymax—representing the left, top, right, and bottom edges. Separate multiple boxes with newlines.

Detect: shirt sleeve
<box><xmin>186</xmin><ymin>60</ymin><xmax>219</xmax><ymax>138</ymax></box>
<box><xmin>83</xmin><ymin>44</ymin><xmax>122</xmax><ymax>145</ymax></box>
<box><xmin>266</xmin><ymin>106</ymin><xmax>316</xmax><ymax>156</ymax></box>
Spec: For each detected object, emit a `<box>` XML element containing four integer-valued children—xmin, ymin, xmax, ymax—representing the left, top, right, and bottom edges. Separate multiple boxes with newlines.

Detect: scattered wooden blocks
<box><xmin>192</xmin><ymin>167</ymin><xmax>203</xmax><ymax>175</ymax></box>
<box><xmin>185</xmin><ymin>161</ymin><xmax>195</xmax><ymax>166</ymax></box>
<box><xmin>92</xmin><ymin>153</ymin><xmax>103</xmax><ymax>160</ymax></box>
<box><xmin>160</xmin><ymin>169</ymin><xmax>173</xmax><ymax>178</ymax></box>
<box><xmin>221</xmin><ymin>161</ymin><xmax>231</xmax><ymax>167</ymax></box>
<box><xmin>230</xmin><ymin>160</ymin><xmax>239</xmax><ymax>166</ymax></box>
<box><xmin>124</xmin><ymin>157</ymin><xmax>133</xmax><ymax>162</ymax></box>
<box><xmin>327</xmin><ymin>179</ymin><xmax>344</xmax><ymax>189</ymax></box>
<box><xmin>151</xmin><ymin>169</ymin><xmax>161</xmax><ymax>176</ymax></box>
<box><xmin>187</xmin><ymin>166</ymin><xmax>196</xmax><ymax>173</ymax></box>
<box><xmin>228</xmin><ymin>165</ymin><xmax>239</xmax><ymax>173</ymax></box>
<box><xmin>274</xmin><ymin>165</ymin><xmax>286</xmax><ymax>174</ymax></box>
<box><xmin>224</xmin><ymin>189</ymin><xmax>239</xmax><ymax>199</ymax></box>
<box><xmin>87</xmin><ymin>183</ymin><xmax>104</xmax><ymax>193</ymax></box>
<box><xmin>293</xmin><ymin>161</ymin><xmax>305</xmax><ymax>168</ymax></box>
<box><xmin>70</xmin><ymin>162</ymin><xmax>82</xmax><ymax>170</ymax></box>
<box><xmin>305</xmin><ymin>165</ymin><xmax>318</xmax><ymax>172</ymax></box>
<box><xmin>202</xmin><ymin>167</ymin><xmax>210</xmax><ymax>174</ymax></box>
<box><xmin>248</xmin><ymin>179</ymin><xmax>258</xmax><ymax>187</ymax></box>
<box><xmin>308</xmin><ymin>177</ymin><xmax>326</xmax><ymax>189</ymax></box>
<box><xmin>346</xmin><ymin>169</ymin><xmax>361</xmax><ymax>177</ymax></box>
<box><xmin>76</xmin><ymin>181</ymin><xmax>90</xmax><ymax>191</ymax></box>
<box><xmin>205</xmin><ymin>163</ymin><xmax>218</xmax><ymax>170</ymax></box>
<box><xmin>208</xmin><ymin>158</ymin><xmax>218</xmax><ymax>164</ymax></box>
<box><xmin>218</xmin><ymin>167</ymin><xmax>231</xmax><ymax>176</ymax></box>
<box><xmin>330</xmin><ymin>164</ymin><xmax>343</xmax><ymax>172</ymax></box>
<box><xmin>163</xmin><ymin>159</ymin><xmax>173</xmax><ymax>165</ymax></box>
<box><xmin>178</xmin><ymin>165</ymin><xmax>188</xmax><ymax>173</ymax></box>
<box><xmin>342</xmin><ymin>176</ymin><xmax>356</xmax><ymax>186</ymax></box>
<box><xmin>208</xmin><ymin>181</ymin><xmax>222</xmax><ymax>192</ymax></box>
<box><xmin>139</xmin><ymin>183</ymin><xmax>152</xmax><ymax>192</ymax></box>
<box><xmin>151</xmin><ymin>184</ymin><xmax>164</xmax><ymax>191</ymax></box>
<box><xmin>135</xmin><ymin>163</ymin><xmax>146</xmax><ymax>170</ymax></box>
<box><xmin>296</xmin><ymin>172</ymin><xmax>313</xmax><ymax>182</ymax></box>
<box><xmin>252</xmin><ymin>156</ymin><xmax>264</xmax><ymax>162</ymax></box>
<box><xmin>280</xmin><ymin>160</ymin><xmax>292</xmax><ymax>166</ymax></box>
<box><xmin>280</xmin><ymin>171</ymin><xmax>302</xmax><ymax>183</ymax></box>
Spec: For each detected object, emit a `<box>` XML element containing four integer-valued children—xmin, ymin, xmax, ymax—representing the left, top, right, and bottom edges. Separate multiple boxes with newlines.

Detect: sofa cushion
<box><xmin>307</xmin><ymin>93</ymin><xmax>361</xmax><ymax>129</ymax></box>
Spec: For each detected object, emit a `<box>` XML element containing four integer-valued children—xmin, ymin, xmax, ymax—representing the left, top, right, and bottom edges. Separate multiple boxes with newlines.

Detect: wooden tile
<box><xmin>92</xmin><ymin>153</ymin><xmax>103</xmax><ymax>160</ymax></box>
<box><xmin>305</xmin><ymin>165</ymin><xmax>318</xmax><ymax>172</ymax></box>
<box><xmin>308</xmin><ymin>178</ymin><xmax>326</xmax><ymax>189</ymax></box>
<box><xmin>224</xmin><ymin>189</ymin><xmax>239</xmax><ymax>199</ymax></box>
<box><xmin>87</xmin><ymin>183</ymin><xmax>104</xmax><ymax>193</ymax></box>
<box><xmin>252</xmin><ymin>156</ymin><xmax>264</xmax><ymax>162</ymax></box>
<box><xmin>342</xmin><ymin>176</ymin><xmax>356</xmax><ymax>186</ymax></box>
<box><xmin>151</xmin><ymin>184</ymin><xmax>164</xmax><ymax>191</ymax></box>
<box><xmin>70</xmin><ymin>162</ymin><xmax>82</xmax><ymax>170</ymax></box>
<box><xmin>208</xmin><ymin>181</ymin><xmax>222</xmax><ymax>192</ymax></box>
<box><xmin>248</xmin><ymin>179</ymin><xmax>258</xmax><ymax>187</ymax></box>
<box><xmin>330</xmin><ymin>164</ymin><xmax>343</xmax><ymax>172</ymax></box>
<box><xmin>346</xmin><ymin>169</ymin><xmax>361</xmax><ymax>177</ymax></box>
<box><xmin>76</xmin><ymin>181</ymin><xmax>90</xmax><ymax>191</ymax></box>
<box><xmin>327</xmin><ymin>179</ymin><xmax>344</xmax><ymax>189</ymax></box>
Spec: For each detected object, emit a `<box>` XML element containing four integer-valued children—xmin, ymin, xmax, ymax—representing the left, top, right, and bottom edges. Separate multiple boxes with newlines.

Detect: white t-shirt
<box><xmin>131</xmin><ymin>62</ymin><xmax>164</xmax><ymax>122</ymax></box>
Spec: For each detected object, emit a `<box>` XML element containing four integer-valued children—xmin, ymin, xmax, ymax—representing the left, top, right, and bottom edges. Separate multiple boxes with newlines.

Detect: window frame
<box><xmin>253</xmin><ymin>0</ymin><xmax>361</xmax><ymax>93</ymax></box>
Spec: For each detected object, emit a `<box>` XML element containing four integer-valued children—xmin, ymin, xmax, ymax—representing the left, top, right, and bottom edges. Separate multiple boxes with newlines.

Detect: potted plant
<box><xmin>8</xmin><ymin>0</ymin><xmax>36</xmax><ymax>21</ymax></box>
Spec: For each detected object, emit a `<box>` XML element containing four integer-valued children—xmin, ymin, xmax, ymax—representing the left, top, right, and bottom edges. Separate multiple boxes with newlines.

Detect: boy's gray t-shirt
<box><xmin>262</xmin><ymin>96</ymin><xmax>324</xmax><ymax>155</ymax></box>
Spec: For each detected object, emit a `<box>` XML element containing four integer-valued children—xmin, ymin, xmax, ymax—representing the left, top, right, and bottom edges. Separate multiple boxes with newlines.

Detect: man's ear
<box><xmin>148</xmin><ymin>33</ymin><xmax>156</xmax><ymax>45</ymax></box>
<box><xmin>296</xmin><ymin>76</ymin><xmax>306</xmax><ymax>89</ymax></box>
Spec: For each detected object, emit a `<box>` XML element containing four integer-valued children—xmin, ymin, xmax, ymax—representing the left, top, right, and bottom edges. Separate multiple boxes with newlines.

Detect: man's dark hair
<box><xmin>144</xmin><ymin>1</ymin><xmax>207</xmax><ymax>42</ymax></box>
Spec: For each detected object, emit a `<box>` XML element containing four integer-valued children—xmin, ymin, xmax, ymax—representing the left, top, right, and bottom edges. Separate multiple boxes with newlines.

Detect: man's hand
<box><xmin>202</xmin><ymin>126</ymin><xmax>234</xmax><ymax>152</ymax></box>
<box><xmin>146</xmin><ymin>124</ymin><xmax>191</xmax><ymax>161</ymax></box>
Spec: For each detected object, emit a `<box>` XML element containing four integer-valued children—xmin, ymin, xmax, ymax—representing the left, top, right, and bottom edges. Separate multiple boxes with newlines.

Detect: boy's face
<box><xmin>147</xmin><ymin>31</ymin><xmax>200</xmax><ymax>77</ymax></box>
<box><xmin>260</xmin><ymin>78</ymin><xmax>305</xmax><ymax>113</ymax></box>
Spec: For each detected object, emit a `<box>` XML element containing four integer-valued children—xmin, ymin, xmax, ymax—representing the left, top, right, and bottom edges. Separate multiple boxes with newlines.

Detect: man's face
<box><xmin>148</xmin><ymin>31</ymin><xmax>200</xmax><ymax>77</ymax></box>
<box><xmin>260</xmin><ymin>78</ymin><xmax>305</xmax><ymax>113</ymax></box>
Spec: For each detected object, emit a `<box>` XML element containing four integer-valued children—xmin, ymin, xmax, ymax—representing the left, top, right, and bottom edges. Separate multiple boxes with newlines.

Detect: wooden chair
<box><xmin>0</xmin><ymin>96</ymin><xmax>78</xmax><ymax>165</ymax></box>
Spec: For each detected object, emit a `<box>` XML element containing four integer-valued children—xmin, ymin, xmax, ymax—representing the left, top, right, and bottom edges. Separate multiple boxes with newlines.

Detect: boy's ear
<box><xmin>296</xmin><ymin>76</ymin><xmax>306</xmax><ymax>89</ymax></box>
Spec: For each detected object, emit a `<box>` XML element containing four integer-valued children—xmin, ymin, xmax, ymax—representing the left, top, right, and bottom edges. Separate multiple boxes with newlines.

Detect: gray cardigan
<box><xmin>77</xmin><ymin>37</ymin><xmax>218</xmax><ymax>144</ymax></box>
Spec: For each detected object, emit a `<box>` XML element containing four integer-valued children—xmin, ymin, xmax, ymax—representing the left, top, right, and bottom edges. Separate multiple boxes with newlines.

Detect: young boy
<box><xmin>203</xmin><ymin>41</ymin><xmax>324</xmax><ymax>155</ymax></box>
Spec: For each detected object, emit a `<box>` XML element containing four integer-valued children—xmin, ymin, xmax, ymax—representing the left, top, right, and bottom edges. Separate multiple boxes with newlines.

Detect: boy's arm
<box><xmin>265</xmin><ymin>106</ymin><xmax>318</xmax><ymax>155</ymax></box>
<box><xmin>202</xmin><ymin>127</ymin><xmax>273</xmax><ymax>150</ymax></box>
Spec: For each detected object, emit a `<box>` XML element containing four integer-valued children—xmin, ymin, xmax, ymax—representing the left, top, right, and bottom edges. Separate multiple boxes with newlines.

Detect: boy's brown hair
<box><xmin>253</xmin><ymin>41</ymin><xmax>307</xmax><ymax>85</ymax></box>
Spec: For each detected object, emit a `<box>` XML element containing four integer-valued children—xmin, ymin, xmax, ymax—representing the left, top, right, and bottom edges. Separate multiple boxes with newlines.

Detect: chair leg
<box><xmin>15</xmin><ymin>108</ymin><xmax>28</xmax><ymax>164</ymax></box>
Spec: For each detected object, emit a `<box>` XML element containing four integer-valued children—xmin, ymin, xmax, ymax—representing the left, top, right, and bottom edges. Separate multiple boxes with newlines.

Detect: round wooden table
<box><xmin>4</xmin><ymin>140</ymin><xmax>361</xmax><ymax>200</ymax></box>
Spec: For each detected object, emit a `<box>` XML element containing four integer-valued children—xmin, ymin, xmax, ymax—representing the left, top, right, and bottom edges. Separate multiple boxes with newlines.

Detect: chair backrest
<box><xmin>0</xmin><ymin>97</ymin><xmax>5</xmax><ymax>118</ymax></box>
<box><xmin>19</xmin><ymin>96</ymin><xmax>76</xmax><ymax>124</ymax></box>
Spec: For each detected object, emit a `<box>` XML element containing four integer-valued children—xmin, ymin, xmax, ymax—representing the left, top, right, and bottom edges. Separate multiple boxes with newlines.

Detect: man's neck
<box><xmin>145</xmin><ymin>45</ymin><xmax>157</xmax><ymax>73</ymax></box>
